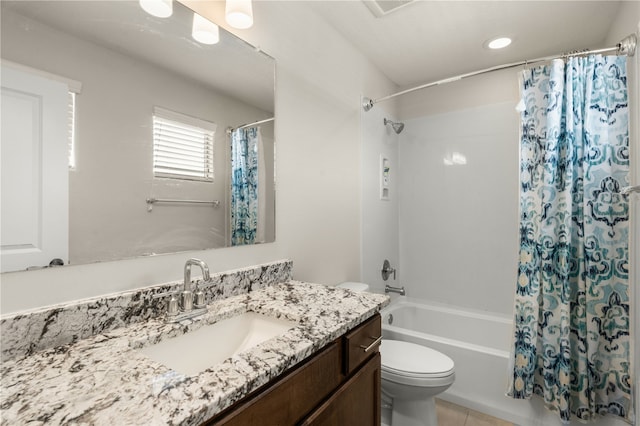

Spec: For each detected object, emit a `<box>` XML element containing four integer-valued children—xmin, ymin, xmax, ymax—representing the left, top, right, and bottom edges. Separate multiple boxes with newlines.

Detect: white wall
<box><xmin>0</xmin><ymin>1</ymin><xmax>396</xmax><ymax>313</ymax></box>
<box><xmin>398</xmin><ymin>100</ymin><xmax>520</xmax><ymax>314</ymax></box>
<box><xmin>360</xmin><ymin>70</ymin><xmax>521</xmax><ymax>305</ymax></box>
<box><xmin>361</xmin><ymin>102</ymin><xmax>400</xmax><ymax>294</ymax></box>
<box><xmin>604</xmin><ymin>3</ymin><xmax>640</xmax><ymax>424</ymax></box>
<box><xmin>399</xmin><ymin>67</ymin><xmax>519</xmax><ymax>120</ymax></box>
<box><xmin>391</xmin><ymin>68</ymin><xmax>520</xmax><ymax>314</ymax></box>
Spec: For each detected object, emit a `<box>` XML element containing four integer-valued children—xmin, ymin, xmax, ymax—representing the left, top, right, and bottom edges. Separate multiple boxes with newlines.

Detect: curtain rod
<box><xmin>362</xmin><ymin>33</ymin><xmax>637</xmax><ymax>112</ymax></box>
<box><xmin>227</xmin><ymin>117</ymin><xmax>275</xmax><ymax>134</ymax></box>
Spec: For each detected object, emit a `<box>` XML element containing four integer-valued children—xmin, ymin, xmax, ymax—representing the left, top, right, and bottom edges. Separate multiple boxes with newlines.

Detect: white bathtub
<box><xmin>381</xmin><ymin>297</ymin><xmax>521</xmax><ymax>424</ymax></box>
<box><xmin>381</xmin><ymin>298</ymin><xmax>633</xmax><ymax>426</ymax></box>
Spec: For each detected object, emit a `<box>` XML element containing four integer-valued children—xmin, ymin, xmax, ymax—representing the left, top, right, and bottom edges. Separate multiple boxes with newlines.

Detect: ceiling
<box><xmin>308</xmin><ymin>1</ymin><xmax>623</xmax><ymax>89</ymax></box>
<box><xmin>4</xmin><ymin>1</ymin><xmax>623</xmax><ymax>109</ymax></box>
<box><xmin>2</xmin><ymin>1</ymin><xmax>275</xmax><ymax>112</ymax></box>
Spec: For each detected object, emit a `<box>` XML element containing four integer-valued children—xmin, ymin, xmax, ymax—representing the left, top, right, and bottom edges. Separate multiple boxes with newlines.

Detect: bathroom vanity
<box><xmin>208</xmin><ymin>314</ymin><xmax>382</xmax><ymax>425</ymax></box>
<box><xmin>0</xmin><ymin>263</ymin><xmax>389</xmax><ymax>425</ymax></box>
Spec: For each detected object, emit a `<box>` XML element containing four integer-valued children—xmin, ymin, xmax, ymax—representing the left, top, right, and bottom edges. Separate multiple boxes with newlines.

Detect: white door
<box><xmin>1</xmin><ymin>64</ymin><xmax>69</xmax><ymax>272</ymax></box>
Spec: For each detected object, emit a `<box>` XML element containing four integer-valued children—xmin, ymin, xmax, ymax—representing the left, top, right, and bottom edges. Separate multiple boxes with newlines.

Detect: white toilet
<box><xmin>337</xmin><ymin>282</ymin><xmax>456</xmax><ymax>426</ymax></box>
<box><xmin>380</xmin><ymin>340</ymin><xmax>455</xmax><ymax>426</ymax></box>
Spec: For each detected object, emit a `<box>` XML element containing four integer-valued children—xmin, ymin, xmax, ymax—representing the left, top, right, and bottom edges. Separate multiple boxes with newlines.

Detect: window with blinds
<box><xmin>152</xmin><ymin>107</ymin><xmax>216</xmax><ymax>182</ymax></box>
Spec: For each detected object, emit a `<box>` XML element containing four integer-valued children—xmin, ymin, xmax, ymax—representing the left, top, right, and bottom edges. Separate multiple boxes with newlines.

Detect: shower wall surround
<box><xmin>361</xmin><ymin>102</ymin><xmax>400</xmax><ymax>293</ymax></box>
<box><xmin>398</xmin><ymin>101</ymin><xmax>519</xmax><ymax>314</ymax></box>
<box><xmin>0</xmin><ymin>260</ymin><xmax>292</xmax><ymax>362</ymax></box>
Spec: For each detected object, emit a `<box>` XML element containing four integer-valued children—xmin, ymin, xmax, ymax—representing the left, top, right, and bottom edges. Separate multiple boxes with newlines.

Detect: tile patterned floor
<box><xmin>435</xmin><ymin>399</ymin><xmax>514</xmax><ymax>426</ymax></box>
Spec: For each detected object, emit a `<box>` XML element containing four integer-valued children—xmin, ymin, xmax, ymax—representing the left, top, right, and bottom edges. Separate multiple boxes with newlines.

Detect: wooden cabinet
<box><xmin>343</xmin><ymin>314</ymin><xmax>382</xmax><ymax>375</ymax></box>
<box><xmin>210</xmin><ymin>342</ymin><xmax>342</xmax><ymax>426</ymax></box>
<box><xmin>299</xmin><ymin>353</ymin><xmax>381</xmax><ymax>425</ymax></box>
<box><xmin>203</xmin><ymin>314</ymin><xmax>382</xmax><ymax>426</ymax></box>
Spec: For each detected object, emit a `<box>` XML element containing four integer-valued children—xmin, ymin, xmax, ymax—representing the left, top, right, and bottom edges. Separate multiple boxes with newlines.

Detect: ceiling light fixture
<box><xmin>487</xmin><ymin>37</ymin><xmax>512</xmax><ymax>50</ymax></box>
<box><xmin>225</xmin><ymin>0</ymin><xmax>254</xmax><ymax>29</ymax></box>
<box><xmin>139</xmin><ymin>0</ymin><xmax>173</xmax><ymax>18</ymax></box>
<box><xmin>192</xmin><ymin>13</ymin><xmax>220</xmax><ymax>45</ymax></box>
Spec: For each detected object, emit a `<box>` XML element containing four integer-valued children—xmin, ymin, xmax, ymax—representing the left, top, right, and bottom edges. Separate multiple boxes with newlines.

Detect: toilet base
<box><xmin>391</xmin><ymin>396</ymin><xmax>437</xmax><ymax>426</ymax></box>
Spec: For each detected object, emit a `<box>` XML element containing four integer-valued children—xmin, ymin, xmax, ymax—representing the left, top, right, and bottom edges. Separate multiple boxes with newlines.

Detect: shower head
<box><xmin>384</xmin><ymin>118</ymin><xmax>405</xmax><ymax>134</ymax></box>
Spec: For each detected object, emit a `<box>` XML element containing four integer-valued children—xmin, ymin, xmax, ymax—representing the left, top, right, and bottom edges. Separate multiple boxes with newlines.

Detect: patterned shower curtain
<box><xmin>230</xmin><ymin>127</ymin><xmax>259</xmax><ymax>246</ymax></box>
<box><xmin>507</xmin><ymin>55</ymin><xmax>632</xmax><ymax>423</ymax></box>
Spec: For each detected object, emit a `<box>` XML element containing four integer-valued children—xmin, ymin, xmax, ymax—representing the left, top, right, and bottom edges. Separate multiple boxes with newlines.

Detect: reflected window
<box><xmin>152</xmin><ymin>106</ymin><xmax>216</xmax><ymax>182</ymax></box>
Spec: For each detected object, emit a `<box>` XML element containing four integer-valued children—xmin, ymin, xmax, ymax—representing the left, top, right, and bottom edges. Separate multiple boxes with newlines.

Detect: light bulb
<box><xmin>139</xmin><ymin>0</ymin><xmax>173</xmax><ymax>18</ymax></box>
<box><xmin>192</xmin><ymin>13</ymin><xmax>220</xmax><ymax>45</ymax></box>
<box><xmin>225</xmin><ymin>0</ymin><xmax>253</xmax><ymax>29</ymax></box>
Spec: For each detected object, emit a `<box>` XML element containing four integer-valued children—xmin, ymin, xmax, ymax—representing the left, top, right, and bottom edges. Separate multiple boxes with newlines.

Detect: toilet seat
<box><xmin>380</xmin><ymin>340</ymin><xmax>455</xmax><ymax>386</ymax></box>
<box><xmin>336</xmin><ymin>282</ymin><xmax>369</xmax><ymax>292</ymax></box>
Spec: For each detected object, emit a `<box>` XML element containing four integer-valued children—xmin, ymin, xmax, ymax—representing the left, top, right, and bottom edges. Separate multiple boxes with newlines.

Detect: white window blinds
<box><xmin>152</xmin><ymin>107</ymin><xmax>216</xmax><ymax>182</ymax></box>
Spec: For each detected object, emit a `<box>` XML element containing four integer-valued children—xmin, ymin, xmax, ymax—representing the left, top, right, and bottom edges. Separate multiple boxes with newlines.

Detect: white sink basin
<box><xmin>138</xmin><ymin>312</ymin><xmax>297</xmax><ymax>376</ymax></box>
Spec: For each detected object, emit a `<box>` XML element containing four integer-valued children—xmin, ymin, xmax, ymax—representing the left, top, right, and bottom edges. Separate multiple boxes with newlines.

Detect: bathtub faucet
<box><xmin>385</xmin><ymin>284</ymin><xmax>406</xmax><ymax>296</ymax></box>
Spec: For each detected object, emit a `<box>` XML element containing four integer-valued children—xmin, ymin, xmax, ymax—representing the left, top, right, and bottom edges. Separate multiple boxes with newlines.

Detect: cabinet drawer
<box><xmin>208</xmin><ymin>341</ymin><xmax>342</xmax><ymax>426</ymax></box>
<box><xmin>343</xmin><ymin>314</ymin><xmax>381</xmax><ymax>375</ymax></box>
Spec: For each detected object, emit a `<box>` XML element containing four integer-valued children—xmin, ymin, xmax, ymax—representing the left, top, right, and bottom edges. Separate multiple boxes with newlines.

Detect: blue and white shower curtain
<box><xmin>507</xmin><ymin>55</ymin><xmax>632</xmax><ymax>423</ymax></box>
<box><xmin>230</xmin><ymin>127</ymin><xmax>259</xmax><ymax>246</ymax></box>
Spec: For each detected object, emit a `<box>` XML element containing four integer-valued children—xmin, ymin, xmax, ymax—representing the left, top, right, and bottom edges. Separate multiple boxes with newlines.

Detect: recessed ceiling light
<box><xmin>487</xmin><ymin>37</ymin><xmax>512</xmax><ymax>49</ymax></box>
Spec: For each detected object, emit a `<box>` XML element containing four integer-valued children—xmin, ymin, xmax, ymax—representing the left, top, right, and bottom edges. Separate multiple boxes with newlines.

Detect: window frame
<box><xmin>152</xmin><ymin>106</ymin><xmax>216</xmax><ymax>182</ymax></box>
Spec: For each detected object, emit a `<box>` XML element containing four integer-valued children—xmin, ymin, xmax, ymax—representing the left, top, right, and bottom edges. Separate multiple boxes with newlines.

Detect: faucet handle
<box><xmin>167</xmin><ymin>294</ymin><xmax>179</xmax><ymax>317</ymax></box>
<box><xmin>381</xmin><ymin>259</ymin><xmax>396</xmax><ymax>281</ymax></box>
<box><xmin>193</xmin><ymin>289</ymin><xmax>205</xmax><ymax>309</ymax></box>
<box><xmin>152</xmin><ymin>291</ymin><xmax>180</xmax><ymax>318</ymax></box>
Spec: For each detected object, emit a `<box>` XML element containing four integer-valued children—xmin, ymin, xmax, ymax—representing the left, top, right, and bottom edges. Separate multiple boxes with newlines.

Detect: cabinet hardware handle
<box><xmin>360</xmin><ymin>336</ymin><xmax>382</xmax><ymax>353</ymax></box>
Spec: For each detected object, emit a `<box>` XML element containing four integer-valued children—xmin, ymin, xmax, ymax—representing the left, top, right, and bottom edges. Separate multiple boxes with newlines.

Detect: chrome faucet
<box><xmin>381</xmin><ymin>259</ymin><xmax>405</xmax><ymax>295</ymax></box>
<box><xmin>385</xmin><ymin>284</ymin><xmax>406</xmax><ymax>296</ymax></box>
<box><xmin>155</xmin><ymin>258</ymin><xmax>211</xmax><ymax>323</ymax></box>
<box><xmin>183</xmin><ymin>258</ymin><xmax>210</xmax><ymax>311</ymax></box>
<box><xmin>381</xmin><ymin>259</ymin><xmax>396</xmax><ymax>281</ymax></box>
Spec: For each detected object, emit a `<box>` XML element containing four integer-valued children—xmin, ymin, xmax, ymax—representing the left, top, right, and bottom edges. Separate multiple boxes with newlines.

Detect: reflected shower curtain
<box><xmin>507</xmin><ymin>56</ymin><xmax>632</xmax><ymax>423</ymax></box>
<box><xmin>231</xmin><ymin>127</ymin><xmax>259</xmax><ymax>245</ymax></box>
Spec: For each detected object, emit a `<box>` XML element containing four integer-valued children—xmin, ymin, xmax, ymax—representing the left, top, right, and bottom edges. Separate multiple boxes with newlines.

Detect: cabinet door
<box><xmin>208</xmin><ymin>341</ymin><xmax>342</xmax><ymax>426</ymax></box>
<box><xmin>299</xmin><ymin>353</ymin><xmax>381</xmax><ymax>426</ymax></box>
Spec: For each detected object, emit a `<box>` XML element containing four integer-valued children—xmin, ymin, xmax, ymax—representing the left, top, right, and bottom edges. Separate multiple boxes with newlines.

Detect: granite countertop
<box><xmin>0</xmin><ymin>281</ymin><xmax>389</xmax><ymax>425</ymax></box>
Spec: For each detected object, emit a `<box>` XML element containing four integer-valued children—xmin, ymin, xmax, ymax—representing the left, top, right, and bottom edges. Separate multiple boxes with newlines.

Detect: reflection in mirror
<box><xmin>0</xmin><ymin>1</ymin><xmax>275</xmax><ymax>273</ymax></box>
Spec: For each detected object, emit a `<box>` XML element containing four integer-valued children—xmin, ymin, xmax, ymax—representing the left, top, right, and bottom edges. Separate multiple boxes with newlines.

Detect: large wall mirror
<box><xmin>1</xmin><ymin>1</ymin><xmax>275</xmax><ymax>273</ymax></box>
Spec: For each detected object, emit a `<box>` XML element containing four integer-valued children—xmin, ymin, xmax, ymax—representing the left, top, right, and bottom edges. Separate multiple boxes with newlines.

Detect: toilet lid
<box><xmin>380</xmin><ymin>340</ymin><xmax>454</xmax><ymax>378</ymax></box>
<box><xmin>336</xmin><ymin>282</ymin><xmax>369</xmax><ymax>292</ymax></box>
